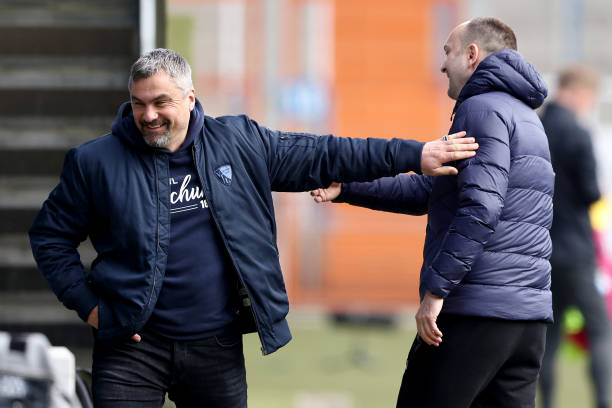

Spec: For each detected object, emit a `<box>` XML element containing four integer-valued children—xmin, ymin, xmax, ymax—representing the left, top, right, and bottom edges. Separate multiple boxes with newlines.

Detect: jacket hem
<box><xmin>261</xmin><ymin>318</ymin><xmax>292</xmax><ymax>355</ymax></box>
<box><xmin>441</xmin><ymin>283</ymin><xmax>553</xmax><ymax>323</ymax></box>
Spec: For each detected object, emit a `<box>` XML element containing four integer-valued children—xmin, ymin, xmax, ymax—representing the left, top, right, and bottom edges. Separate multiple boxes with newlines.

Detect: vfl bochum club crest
<box><xmin>215</xmin><ymin>164</ymin><xmax>232</xmax><ymax>186</ymax></box>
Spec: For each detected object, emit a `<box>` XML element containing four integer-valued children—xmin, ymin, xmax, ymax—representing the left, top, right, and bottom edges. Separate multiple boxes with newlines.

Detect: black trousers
<box><xmin>396</xmin><ymin>314</ymin><xmax>547</xmax><ymax>408</ymax></box>
<box><xmin>92</xmin><ymin>330</ymin><xmax>247</xmax><ymax>408</ymax></box>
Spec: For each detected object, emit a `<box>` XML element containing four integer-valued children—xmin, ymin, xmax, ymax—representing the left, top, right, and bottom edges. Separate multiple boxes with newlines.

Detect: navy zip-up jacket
<box><xmin>29</xmin><ymin>99</ymin><xmax>425</xmax><ymax>354</ymax></box>
<box><xmin>337</xmin><ymin>50</ymin><xmax>554</xmax><ymax>322</ymax></box>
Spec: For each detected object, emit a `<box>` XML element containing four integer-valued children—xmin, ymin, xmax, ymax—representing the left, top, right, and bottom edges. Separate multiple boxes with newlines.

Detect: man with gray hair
<box><xmin>28</xmin><ymin>48</ymin><xmax>477</xmax><ymax>407</ymax></box>
<box><xmin>313</xmin><ymin>17</ymin><xmax>553</xmax><ymax>407</ymax></box>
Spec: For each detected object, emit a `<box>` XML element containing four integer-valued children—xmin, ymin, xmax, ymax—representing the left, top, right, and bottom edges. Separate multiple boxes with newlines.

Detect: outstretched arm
<box><xmin>311</xmin><ymin>174</ymin><xmax>432</xmax><ymax>215</ymax></box>
<box><xmin>235</xmin><ymin>114</ymin><xmax>476</xmax><ymax>191</ymax></box>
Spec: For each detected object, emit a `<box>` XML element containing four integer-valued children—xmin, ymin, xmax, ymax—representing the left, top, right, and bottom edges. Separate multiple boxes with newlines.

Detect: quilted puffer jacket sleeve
<box><xmin>421</xmin><ymin>107</ymin><xmax>510</xmax><ymax>298</ymax></box>
<box><xmin>334</xmin><ymin>174</ymin><xmax>432</xmax><ymax>216</ymax></box>
<box><xmin>29</xmin><ymin>148</ymin><xmax>99</xmax><ymax>321</ymax></box>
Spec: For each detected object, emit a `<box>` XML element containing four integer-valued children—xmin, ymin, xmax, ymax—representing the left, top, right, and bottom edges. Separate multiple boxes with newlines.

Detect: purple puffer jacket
<box><xmin>337</xmin><ymin>50</ymin><xmax>554</xmax><ymax>322</ymax></box>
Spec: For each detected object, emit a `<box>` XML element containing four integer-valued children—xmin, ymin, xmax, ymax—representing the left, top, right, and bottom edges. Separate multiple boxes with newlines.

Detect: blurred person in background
<box><xmin>538</xmin><ymin>65</ymin><xmax>612</xmax><ymax>408</ymax></box>
<box><xmin>28</xmin><ymin>48</ymin><xmax>477</xmax><ymax>407</ymax></box>
<box><xmin>312</xmin><ymin>17</ymin><xmax>553</xmax><ymax>407</ymax></box>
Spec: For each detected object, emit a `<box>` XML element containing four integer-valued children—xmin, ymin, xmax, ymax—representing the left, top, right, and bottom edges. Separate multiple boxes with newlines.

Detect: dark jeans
<box><xmin>396</xmin><ymin>314</ymin><xmax>547</xmax><ymax>408</ymax></box>
<box><xmin>92</xmin><ymin>330</ymin><xmax>247</xmax><ymax>408</ymax></box>
<box><xmin>539</xmin><ymin>264</ymin><xmax>612</xmax><ymax>408</ymax></box>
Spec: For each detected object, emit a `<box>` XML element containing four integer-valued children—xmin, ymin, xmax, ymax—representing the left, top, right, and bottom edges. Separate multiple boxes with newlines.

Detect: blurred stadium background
<box><xmin>1</xmin><ymin>0</ymin><xmax>611</xmax><ymax>406</ymax></box>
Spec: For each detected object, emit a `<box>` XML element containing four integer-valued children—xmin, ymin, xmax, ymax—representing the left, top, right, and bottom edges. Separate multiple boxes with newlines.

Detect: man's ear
<box><xmin>188</xmin><ymin>89</ymin><xmax>196</xmax><ymax>111</ymax></box>
<box><xmin>467</xmin><ymin>43</ymin><xmax>481</xmax><ymax>69</ymax></box>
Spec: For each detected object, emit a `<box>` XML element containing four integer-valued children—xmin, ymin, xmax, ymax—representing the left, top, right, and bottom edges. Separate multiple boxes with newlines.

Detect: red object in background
<box><xmin>567</xmin><ymin>329</ymin><xmax>589</xmax><ymax>351</ymax></box>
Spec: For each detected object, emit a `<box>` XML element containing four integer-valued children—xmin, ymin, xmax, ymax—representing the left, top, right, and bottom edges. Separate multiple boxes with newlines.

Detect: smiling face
<box><xmin>130</xmin><ymin>71</ymin><xmax>195</xmax><ymax>152</ymax></box>
<box><xmin>440</xmin><ymin>24</ymin><xmax>474</xmax><ymax>100</ymax></box>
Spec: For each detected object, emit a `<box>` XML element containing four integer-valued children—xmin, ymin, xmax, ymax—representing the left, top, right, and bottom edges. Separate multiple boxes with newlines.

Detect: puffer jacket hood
<box><xmin>111</xmin><ymin>99</ymin><xmax>205</xmax><ymax>152</ymax></box>
<box><xmin>455</xmin><ymin>49</ymin><xmax>548</xmax><ymax>112</ymax></box>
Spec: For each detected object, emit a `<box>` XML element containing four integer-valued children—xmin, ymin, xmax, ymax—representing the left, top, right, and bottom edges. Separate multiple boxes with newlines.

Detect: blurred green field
<box><xmin>239</xmin><ymin>314</ymin><xmax>596</xmax><ymax>408</ymax></box>
<box><xmin>244</xmin><ymin>316</ymin><xmax>409</xmax><ymax>408</ymax></box>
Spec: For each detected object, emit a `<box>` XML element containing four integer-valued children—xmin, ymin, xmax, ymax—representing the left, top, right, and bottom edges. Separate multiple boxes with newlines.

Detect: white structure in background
<box><xmin>218</xmin><ymin>2</ymin><xmax>245</xmax><ymax>90</ymax></box>
<box><xmin>0</xmin><ymin>331</ymin><xmax>86</xmax><ymax>407</ymax></box>
<box><xmin>169</xmin><ymin>1</ymin><xmax>246</xmax><ymax>116</ymax></box>
<box><xmin>280</xmin><ymin>2</ymin><xmax>333</xmax><ymax>125</ymax></box>
<box><xmin>139</xmin><ymin>0</ymin><xmax>157</xmax><ymax>54</ymax></box>
<box><xmin>294</xmin><ymin>391</ymin><xmax>354</xmax><ymax>408</ymax></box>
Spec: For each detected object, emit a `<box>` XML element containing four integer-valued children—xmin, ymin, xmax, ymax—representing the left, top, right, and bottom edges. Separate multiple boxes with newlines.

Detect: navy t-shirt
<box><xmin>146</xmin><ymin>129</ymin><xmax>237</xmax><ymax>340</ymax></box>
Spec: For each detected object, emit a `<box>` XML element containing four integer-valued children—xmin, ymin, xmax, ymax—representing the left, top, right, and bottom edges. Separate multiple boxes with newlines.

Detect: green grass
<box><xmin>539</xmin><ymin>344</ymin><xmax>592</xmax><ymax>408</ymax></box>
<box><xmin>244</xmin><ymin>319</ymin><xmax>409</xmax><ymax>408</ymax></box>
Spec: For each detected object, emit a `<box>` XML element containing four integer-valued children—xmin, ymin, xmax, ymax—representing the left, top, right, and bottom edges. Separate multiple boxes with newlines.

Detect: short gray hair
<box><xmin>462</xmin><ymin>17</ymin><xmax>517</xmax><ymax>55</ymax></box>
<box><xmin>128</xmin><ymin>48</ymin><xmax>194</xmax><ymax>94</ymax></box>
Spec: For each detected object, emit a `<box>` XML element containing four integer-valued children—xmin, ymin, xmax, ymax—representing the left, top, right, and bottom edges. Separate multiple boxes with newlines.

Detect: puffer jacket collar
<box><xmin>453</xmin><ymin>49</ymin><xmax>548</xmax><ymax>115</ymax></box>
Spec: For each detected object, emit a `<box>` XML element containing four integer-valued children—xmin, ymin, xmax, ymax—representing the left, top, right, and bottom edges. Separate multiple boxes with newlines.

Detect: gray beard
<box><xmin>143</xmin><ymin>131</ymin><xmax>171</xmax><ymax>149</ymax></box>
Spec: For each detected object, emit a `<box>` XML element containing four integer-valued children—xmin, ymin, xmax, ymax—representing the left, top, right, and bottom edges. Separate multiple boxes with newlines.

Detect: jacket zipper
<box><xmin>191</xmin><ymin>146</ymin><xmax>267</xmax><ymax>354</ymax></box>
<box><xmin>145</xmin><ymin>152</ymin><xmax>160</xmax><ymax>310</ymax></box>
